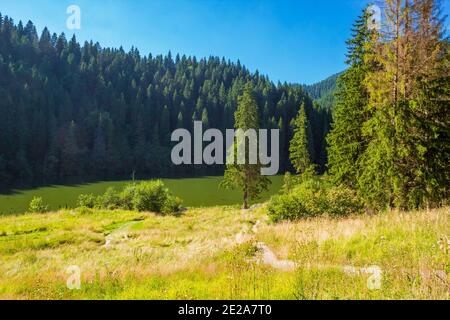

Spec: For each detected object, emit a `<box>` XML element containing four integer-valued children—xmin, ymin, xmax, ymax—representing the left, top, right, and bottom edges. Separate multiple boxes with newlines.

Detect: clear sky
<box><xmin>1</xmin><ymin>0</ymin><xmax>449</xmax><ymax>84</ymax></box>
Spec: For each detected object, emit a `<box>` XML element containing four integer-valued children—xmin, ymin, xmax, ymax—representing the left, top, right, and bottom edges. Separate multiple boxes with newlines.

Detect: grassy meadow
<box><xmin>0</xmin><ymin>204</ymin><xmax>448</xmax><ymax>300</ymax></box>
<box><xmin>0</xmin><ymin>176</ymin><xmax>283</xmax><ymax>215</ymax></box>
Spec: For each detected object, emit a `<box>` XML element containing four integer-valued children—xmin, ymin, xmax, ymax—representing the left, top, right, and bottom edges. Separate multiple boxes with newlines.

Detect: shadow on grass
<box><xmin>0</xmin><ymin>175</ymin><xmax>223</xmax><ymax>196</ymax></box>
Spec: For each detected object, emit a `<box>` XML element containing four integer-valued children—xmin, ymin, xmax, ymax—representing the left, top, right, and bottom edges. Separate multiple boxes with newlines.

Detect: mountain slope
<box><xmin>303</xmin><ymin>73</ymin><xmax>341</xmax><ymax>110</ymax></box>
<box><xmin>0</xmin><ymin>13</ymin><xmax>332</xmax><ymax>187</ymax></box>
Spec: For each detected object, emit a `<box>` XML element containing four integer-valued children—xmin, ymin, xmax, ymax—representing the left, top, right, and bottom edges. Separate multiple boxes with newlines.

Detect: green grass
<box><xmin>0</xmin><ymin>206</ymin><xmax>447</xmax><ymax>300</ymax></box>
<box><xmin>0</xmin><ymin>176</ymin><xmax>283</xmax><ymax>215</ymax></box>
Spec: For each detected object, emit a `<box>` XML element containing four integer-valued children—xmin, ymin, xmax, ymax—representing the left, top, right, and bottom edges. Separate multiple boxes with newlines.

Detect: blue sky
<box><xmin>1</xmin><ymin>0</ymin><xmax>449</xmax><ymax>84</ymax></box>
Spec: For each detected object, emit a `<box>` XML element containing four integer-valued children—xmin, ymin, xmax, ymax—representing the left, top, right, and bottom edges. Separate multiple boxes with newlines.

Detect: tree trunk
<box><xmin>243</xmin><ymin>187</ymin><xmax>248</xmax><ymax>210</ymax></box>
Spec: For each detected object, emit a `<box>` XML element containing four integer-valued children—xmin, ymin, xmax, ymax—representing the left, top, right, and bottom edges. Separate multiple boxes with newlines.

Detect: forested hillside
<box><xmin>303</xmin><ymin>73</ymin><xmax>339</xmax><ymax>101</ymax></box>
<box><xmin>303</xmin><ymin>73</ymin><xmax>340</xmax><ymax>110</ymax></box>
<box><xmin>0</xmin><ymin>13</ymin><xmax>330</xmax><ymax>188</ymax></box>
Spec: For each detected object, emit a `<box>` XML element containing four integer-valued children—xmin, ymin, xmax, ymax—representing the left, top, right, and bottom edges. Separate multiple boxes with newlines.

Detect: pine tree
<box><xmin>201</xmin><ymin>108</ymin><xmax>209</xmax><ymax>129</ymax></box>
<box><xmin>220</xmin><ymin>83</ymin><xmax>270</xmax><ymax>209</ymax></box>
<box><xmin>92</xmin><ymin>115</ymin><xmax>107</xmax><ymax>176</ymax></box>
<box><xmin>176</xmin><ymin>112</ymin><xmax>184</xmax><ymax>128</ymax></box>
<box><xmin>289</xmin><ymin>104</ymin><xmax>314</xmax><ymax>179</ymax></box>
<box><xmin>24</xmin><ymin>20</ymin><xmax>38</xmax><ymax>44</ymax></box>
<box><xmin>160</xmin><ymin>105</ymin><xmax>170</xmax><ymax>143</ymax></box>
<box><xmin>327</xmin><ymin>9</ymin><xmax>372</xmax><ymax>188</ymax></box>
<box><xmin>61</xmin><ymin>121</ymin><xmax>80</xmax><ymax>178</ymax></box>
<box><xmin>359</xmin><ymin>0</ymin><xmax>448</xmax><ymax>209</ymax></box>
<box><xmin>39</xmin><ymin>27</ymin><xmax>53</xmax><ymax>55</ymax></box>
<box><xmin>404</xmin><ymin>0</ymin><xmax>449</xmax><ymax>207</ymax></box>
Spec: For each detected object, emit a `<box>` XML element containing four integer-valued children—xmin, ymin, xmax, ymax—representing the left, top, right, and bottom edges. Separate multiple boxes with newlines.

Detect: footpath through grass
<box><xmin>0</xmin><ymin>205</ymin><xmax>448</xmax><ymax>299</ymax></box>
<box><xmin>0</xmin><ymin>176</ymin><xmax>283</xmax><ymax>215</ymax></box>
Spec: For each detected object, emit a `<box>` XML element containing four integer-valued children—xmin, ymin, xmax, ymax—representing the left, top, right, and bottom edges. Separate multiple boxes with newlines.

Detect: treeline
<box><xmin>267</xmin><ymin>0</ymin><xmax>448</xmax><ymax>223</ymax></box>
<box><xmin>303</xmin><ymin>73</ymin><xmax>340</xmax><ymax>115</ymax></box>
<box><xmin>0</xmin><ymin>13</ymin><xmax>330</xmax><ymax>188</ymax></box>
<box><xmin>327</xmin><ymin>0</ymin><xmax>449</xmax><ymax>210</ymax></box>
<box><xmin>303</xmin><ymin>76</ymin><xmax>335</xmax><ymax>100</ymax></box>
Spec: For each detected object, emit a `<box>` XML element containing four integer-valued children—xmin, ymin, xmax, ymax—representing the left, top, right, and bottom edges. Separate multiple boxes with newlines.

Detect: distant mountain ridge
<box><xmin>303</xmin><ymin>72</ymin><xmax>342</xmax><ymax>111</ymax></box>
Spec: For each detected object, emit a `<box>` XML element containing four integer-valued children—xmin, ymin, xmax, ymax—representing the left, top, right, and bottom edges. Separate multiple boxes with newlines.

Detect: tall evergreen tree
<box><xmin>327</xmin><ymin>9</ymin><xmax>372</xmax><ymax>188</ymax></box>
<box><xmin>289</xmin><ymin>104</ymin><xmax>314</xmax><ymax>178</ymax></box>
<box><xmin>359</xmin><ymin>0</ymin><xmax>448</xmax><ymax>209</ymax></box>
<box><xmin>221</xmin><ymin>83</ymin><xmax>270</xmax><ymax>209</ymax></box>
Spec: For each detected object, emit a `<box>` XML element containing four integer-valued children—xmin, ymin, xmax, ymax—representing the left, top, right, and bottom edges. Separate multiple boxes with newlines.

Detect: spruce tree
<box><xmin>201</xmin><ymin>108</ymin><xmax>209</xmax><ymax>129</ymax></box>
<box><xmin>220</xmin><ymin>83</ymin><xmax>270</xmax><ymax>209</ymax></box>
<box><xmin>359</xmin><ymin>0</ymin><xmax>448</xmax><ymax>209</ymax></box>
<box><xmin>327</xmin><ymin>9</ymin><xmax>371</xmax><ymax>188</ymax></box>
<box><xmin>289</xmin><ymin>104</ymin><xmax>314</xmax><ymax>179</ymax></box>
<box><xmin>176</xmin><ymin>112</ymin><xmax>184</xmax><ymax>128</ymax></box>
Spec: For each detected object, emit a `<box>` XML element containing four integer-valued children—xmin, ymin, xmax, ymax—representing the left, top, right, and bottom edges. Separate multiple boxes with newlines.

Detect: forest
<box><xmin>325</xmin><ymin>0</ymin><xmax>449</xmax><ymax>210</ymax></box>
<box><xmin>0</xmin><ymin>0</ymin><xmax>448</xmax><ymax>302</ymax></box>
<box><xmin>0</xmin><ymin>13</ymin><xmax>331</xmax><ymax>189</ymax></box>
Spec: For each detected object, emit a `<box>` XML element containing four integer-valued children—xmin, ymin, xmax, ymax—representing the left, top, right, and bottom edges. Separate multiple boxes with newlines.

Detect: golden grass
<box><xmin>0</xmin><ymin>205</ymin><xmax>448</xmax><ymax>300</ymax></box>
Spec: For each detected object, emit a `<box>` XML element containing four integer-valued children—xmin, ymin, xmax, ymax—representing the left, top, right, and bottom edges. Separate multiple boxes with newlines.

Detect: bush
<box><xmin>268</xmin><ymin>179</ymin><xmax>323</xmax><ymax>222</ymax></box>
<box><xmin>268</xmin><ymin>178</ymin><xmax>362</xmax><ymax>222</ymax></box>
<box><xmin>129</xmin><ymin>181</ymin><xmax>183</xmax><ymax>214</ymax></box>
<box><xmin>75</xmin><ymin>181</ymin><xmax>183</xmax><ymax>214</ymax></box>
<box><xmin>118</xmin><ymin>184</ymin><xmax>138</xmax><ymax>210</ymax></box>
<box><xmin>77</xmin><ymin>194</ymin><xmax>96</xmax><ymax>209</ymax></box>
<box><xmin>131</xmin><ymin>180</ymin><xmax>171</xmax><ymax>213</ymax></box>
<box><xmin>162</xmin><ymin>195</ymin><xmax>183</xmax><ymax>214</ymax></box>
<box><xmin>268</xmin><ymin>193</ymin><xmax>308</xmax><ymax>222</ymax></box>
<box><xmin>281</xmin><ymin>172</ymin><xmax>295</xmax><ymax>193</ymax></box>
<box><xmin>28</xmin><ymin>197</ymin><xmax>49</xmax><ymax>213</ymax></box>
<box><xmin>326</xmin><ymin>186</ymin><xmax>363</xmax><ymax>217</ymax></box>
<box><xmin>95</xmin><ymin>187</ymin><xmax>121</xmax><ymax>210</ymax></box>
<box><xmin>76</xmin><ymin>206</ymin><xmax>93</xmax><ymax>215</ymax></box>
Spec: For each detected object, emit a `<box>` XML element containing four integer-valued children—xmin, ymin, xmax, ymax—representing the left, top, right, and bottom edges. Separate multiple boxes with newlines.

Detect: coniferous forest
<box><xmin>0</xmin><ymin>13</ymin><xmax>331</xmax><ymax>188</ymax></box>
<box><xmin>0</xmin><ymin>0</ymin><xmax>449</xmax><ymax>302</ymax></box>
<box><xmin>327</xmin><ymin>0</ymin><xmax>449</xmax><ymax>210</ymax></box>
<box><xmin>0</xmin><ymin>0</ymin><xmax>448</xmax><ymax>213</ymax></box>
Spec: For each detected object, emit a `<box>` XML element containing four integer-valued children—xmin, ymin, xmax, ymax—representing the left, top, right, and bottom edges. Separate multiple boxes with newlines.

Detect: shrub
<box><xmin>162</xmin><ymin>195</ymin><xmax>183</xmax><ymax>214</ymax></box>
<box><xmin>95</xmin><ymin>187</ymin><xmax>121</xmax><ymax>210</ymax></box>
<box><xmin>132</xmin><ymin>180</ymin><xmax>171</xmax><ymax>213</ymax></box>
<box><xmin>268</xmin><ymin>179</ymin><xmax>324</xmax><ymax>222</ymax></box>
<box><xmin>77</xmin><ymin>194</ymin><xmax>96</xmax><ymax>209</ymax></box>
<box><xmin>326</xmin><ymin>186</ymin><xmax>362</xmax><ymax>217</ymax></box>
<box><xmin>268</xmin><ymin>178</ymin><xmax>362</xmax><ymax>222</ymax></box>
<box><xmin>268</xmin><ymin>193</ymin><xmax>308</xmax><ymax>222</ymax></box>
<box><xmin>74</xmin><ymin>181</ymin><xmax>183</xmax><ymax>214</ymax></box>
<box><xmin>28</xmin><ymin>197</ymin><xmax>49</xmax><ymax>213</ymax></box>
<box><xmin>281</xmin><ymin>172</ymin><xmax>295</xmax><ymax>193</ymax></box>
<box><xmin>118</xmin><ymin>183</ymin><xmax>138</xmax><ymax>210</ymax></box>
<box><xmin>76</xmin><ymin>206</ymin><xmax>93</xmax><ymax>215</ymax></box>
<box><xmin>130</xmin><ymin>181</ymin><xmax>182</xmax><ymax>214</ymax></box>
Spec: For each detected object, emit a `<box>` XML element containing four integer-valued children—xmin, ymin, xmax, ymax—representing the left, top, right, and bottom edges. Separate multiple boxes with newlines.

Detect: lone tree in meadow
<box><xmin>289</xmin><ymin>104</ymin><xmax>315</xmax><ymax>180</ymax></box>
<box><xmin>220</xmin><ymin>83</ymin><xmax>271</xmax><ymax>209</ymax></box>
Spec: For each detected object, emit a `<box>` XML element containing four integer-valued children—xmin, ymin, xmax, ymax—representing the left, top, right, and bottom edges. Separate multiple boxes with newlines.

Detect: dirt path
<box><xmin>242</xmin><ymin>217</ymin><xmax>447</xmax><ymax>290</ymax></box>
<box><xmin>256</xmin><ymin>242</ymin><xmax>296</xmax><ymax>271</ymax></box>
<box><xmin>104</xmin><ymin>221</ymin><xmax>140</xmax><ymax>248</ymax></box>
<box><xmin>233</xmin><ymin>217</ymin><xmax>297</xmax><ymax>271</ymax></box>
